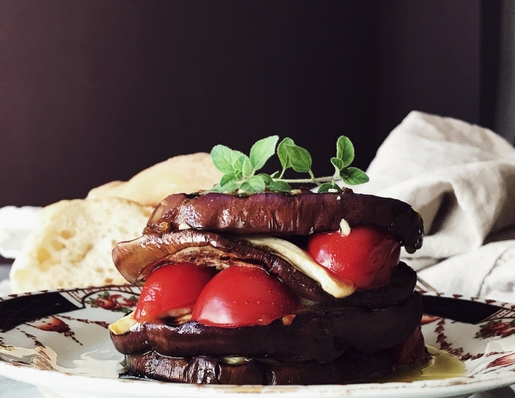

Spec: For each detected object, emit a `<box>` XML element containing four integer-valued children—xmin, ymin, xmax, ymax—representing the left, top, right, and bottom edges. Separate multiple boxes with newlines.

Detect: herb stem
<box><xmin>209</xmin><ymin>135</ymin><xmax>368</xmax><ymax>194</ymax></box>
<box><xmin>277</xmin><ymin>176</ymin><xmax>335</xmax><ymax>184</ymax></box>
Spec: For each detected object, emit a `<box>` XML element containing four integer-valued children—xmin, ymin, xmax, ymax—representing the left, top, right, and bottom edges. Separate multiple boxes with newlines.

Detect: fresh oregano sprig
<box><xmin>209</xmin><ymin>135</ymin><xmax>369</xmax><ymax>194</ymax></box>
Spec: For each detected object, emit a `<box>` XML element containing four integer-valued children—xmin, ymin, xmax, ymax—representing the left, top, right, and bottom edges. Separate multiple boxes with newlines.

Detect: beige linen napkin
<box><xmin>0</xmin><ymin>206</ymin><xmax>40</xmax><ymax>260</ymax></box>
<box><xmin>0</xmin><ymin>206</ymin><xmax>40</xmax><ymax>295</ymax></box>
<box><xmin>355</xmin><ymin>111</ymin><xmax>515</xmax><ymax>300</ymax></box>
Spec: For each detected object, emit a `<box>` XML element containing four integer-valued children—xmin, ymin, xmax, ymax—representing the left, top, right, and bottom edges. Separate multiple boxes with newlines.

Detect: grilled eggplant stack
<box><xmin>109</xmin><ymin>189</ymin><xmax>426</xmax><ymax>385</ymax></box>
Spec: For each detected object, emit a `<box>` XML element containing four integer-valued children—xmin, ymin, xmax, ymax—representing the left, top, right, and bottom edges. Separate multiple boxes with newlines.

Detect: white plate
<box><xmin>1</xmin><ymin>286</ymin><xmax>515</xmax><ymax>398</ymax></box>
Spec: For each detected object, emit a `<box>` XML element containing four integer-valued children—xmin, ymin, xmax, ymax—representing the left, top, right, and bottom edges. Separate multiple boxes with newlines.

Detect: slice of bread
<box><xmin>86</xmin><ymin>152</ymin><xmax>222</xmax><ymax>207</ymax></box>
<box><xmin>10</xmin><ymin>198</ymin><xmax>153</xmax><ymax>293</ymax></box>
<box><xmin>10</xmin><ymin>152</ymin><xmax>222</xmax><ymax>292</ymax></box>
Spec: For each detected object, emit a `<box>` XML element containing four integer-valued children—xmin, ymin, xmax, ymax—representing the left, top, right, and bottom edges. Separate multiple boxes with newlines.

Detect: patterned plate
<box><xmin>0</xmin><ymin>286</ymin><xmax>515</xmax><ymax>398</ymax></box>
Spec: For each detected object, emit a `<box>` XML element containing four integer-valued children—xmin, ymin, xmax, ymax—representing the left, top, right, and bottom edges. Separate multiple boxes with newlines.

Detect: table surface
<box><xmin>1</xmin><ymin>263</ymin><xmax>515</xmax><ymax>398</ymax></box>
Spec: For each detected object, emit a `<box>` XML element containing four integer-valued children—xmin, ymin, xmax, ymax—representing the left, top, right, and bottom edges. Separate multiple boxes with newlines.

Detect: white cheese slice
<box><xmin>109</xmin><ymin>312</ymin><xmax>138</xmax><ymax>335</ymax></box>
<box><xmin>178</xmin><ymin>222</ymin><xmax>191</xmax><ymax>230</ymax></box>
<box><xmin>339</xmin><ymin>218</ymin><xmax>351</xmax><ymax>236</ymax></box>
<box><xmin>244</xmin><ymin>236</ymin><xmax>354</xmax><ymax>298</ymax></box>
<box><xmin>109</xmin><ymin>235</ymin><xmax>355</xmax><ymax>335</ymax></box>
<box><xmin>221</xmin><ymin>356</ymin><xmax>251</xmax><ymax>365</ymax></box>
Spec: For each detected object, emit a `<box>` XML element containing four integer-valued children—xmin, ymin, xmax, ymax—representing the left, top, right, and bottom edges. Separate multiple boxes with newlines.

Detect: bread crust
<box><xmin>87</xmin><ymin>153</ymin><xmax>222</xmax><ymax>206</ymax></box>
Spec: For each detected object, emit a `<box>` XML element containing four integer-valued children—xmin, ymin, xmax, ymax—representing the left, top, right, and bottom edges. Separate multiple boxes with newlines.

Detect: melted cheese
<box><xmin>109</xmin><ymin>312</ymin><xmax>138</xmax><ymax>335</ymax></box>
<box><xmin>110</xmin><ymin>235</ymin><xmax>355</xmax><ymax>335</ymax></box>
<box><xmin>221</xmin><ymin>356</ymin><xmax>251</xmax><ymax>365</ymax></box>
<box><xmin>245</xmin><ymin>236</ymin><xmax>354</xmax><ymax>298</ymax></box>
<box><xmin>339</xmin><ymin>218</ymin><xmax>351</xmax><ymax>236</ymax></box>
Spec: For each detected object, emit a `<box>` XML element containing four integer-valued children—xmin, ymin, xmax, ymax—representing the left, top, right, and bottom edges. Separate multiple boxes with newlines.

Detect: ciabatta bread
<box><xmin>10</xmin><ymin>152</ymin><xmax>222</xmax><ymax>292</ymax></box>
<box><xmin>9</xmin><ymin>198</ymin><xmax>153</xmax><ymax>293</ymax></box>
<box><xmin>86</xmin><ymin>152</ymin><xmax>222</xmax><ymax>207</ymax></box>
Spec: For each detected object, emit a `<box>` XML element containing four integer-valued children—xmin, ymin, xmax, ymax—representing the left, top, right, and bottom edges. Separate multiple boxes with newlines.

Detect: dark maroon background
<box><xmin>0</xmin><ymin>1</ymin><xmax>499</xmax><ymax>207</ymax></box>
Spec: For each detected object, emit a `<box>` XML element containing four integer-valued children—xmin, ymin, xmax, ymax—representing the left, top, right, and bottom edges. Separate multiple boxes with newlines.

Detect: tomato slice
<box><xmin>134</xmin><ymin>262</ymin><xmax>216</xmax><ymax>322</ymax></box>
<box><xmin>307</xmin><ymin>226</ymin><xmax>400</xmax><ymax>290</ymax></box>
<box><xmin>191</xmin><ymin>266</ymin><xmax>298</xmax><ymax>328</ymax></box>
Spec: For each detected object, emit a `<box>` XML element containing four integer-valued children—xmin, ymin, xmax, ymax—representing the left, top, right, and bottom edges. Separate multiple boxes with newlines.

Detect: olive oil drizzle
<box><xmin>381</xmin><ymin>346</ymin><xmax>465</xmax><ymax>383</ymax></box>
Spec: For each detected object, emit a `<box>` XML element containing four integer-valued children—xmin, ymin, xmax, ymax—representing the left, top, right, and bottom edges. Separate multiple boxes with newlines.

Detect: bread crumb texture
<box><xmin>9</xmin><ymin>198</ymin><xmax>153</xmax><ymax>293</ymax></box>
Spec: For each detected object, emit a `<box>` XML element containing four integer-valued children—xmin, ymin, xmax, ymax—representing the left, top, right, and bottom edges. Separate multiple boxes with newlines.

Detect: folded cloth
<box><xmin>355</xmin><ymin>111</ymin><xmax>515</xmax><ymax>300</ymax></box>
<box><xmin>421</xmin><ymin>240</ymin><xmax>515</xmax><ymax>301</ymax></box>
<box><xmin>0</xmin><ymin>206</ymin><xmax>40</xmax><ymax>259</ymax></box>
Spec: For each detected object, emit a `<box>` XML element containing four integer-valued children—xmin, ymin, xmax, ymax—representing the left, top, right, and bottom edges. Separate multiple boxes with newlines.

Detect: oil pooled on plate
<box><xmin>382</xmin><ymin>346</ymin><xmax>465</xmax><ymax>383</ymax></box>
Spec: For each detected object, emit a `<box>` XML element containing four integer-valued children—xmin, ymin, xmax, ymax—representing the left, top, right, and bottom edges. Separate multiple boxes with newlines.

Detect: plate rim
<box><xmin>1</xmin><ymin>286</ymin><xmax>515</xmax><ymax>398</ymax></box>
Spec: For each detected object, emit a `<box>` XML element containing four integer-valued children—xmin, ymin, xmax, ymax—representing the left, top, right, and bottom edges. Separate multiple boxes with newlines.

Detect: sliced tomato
<box><xmin>307</xmin><ymin>225</ymin><xmax>400</xmax><ymax>290</ymax></box>
<box><xmin>191</xmin><ymin>266</ymin><xmax>298</xmax><ymax>328</ymax></box>
<box><xmin>134</xmin><ymin>262</ymin><xmax>216</xmax><ymax>322</ymax></box>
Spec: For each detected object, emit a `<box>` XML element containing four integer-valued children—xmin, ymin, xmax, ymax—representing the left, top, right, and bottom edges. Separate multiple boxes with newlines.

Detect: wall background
<box><xmin>0</xmin><ymin>0</ymin><xmax>504</xmax><ymax>207</ymax></box>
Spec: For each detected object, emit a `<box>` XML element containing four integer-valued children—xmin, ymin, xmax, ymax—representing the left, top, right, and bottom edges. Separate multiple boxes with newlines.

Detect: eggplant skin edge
<box><xmin>145</xmin><ymin>191</ymin><xmax>424</xmax><ymax>251</ymax></box>
<box><xmin>113</xmin><ymin>226</ymin><xmax>416</xmax><ymax>304</ymax></box>
<box><xmin>121</xmin><ymin>345</ymin><xmax>416</xmax><ymax>385</ymax></box>
<box><xmin>112</xmin><ymin>191</ymin><xmax>425</xmax><ymax>384</ymax></box>
<box><xmin>111</xmin><ymin>292</ymin><xmax>423</xmax><ymax>365</ymax></box>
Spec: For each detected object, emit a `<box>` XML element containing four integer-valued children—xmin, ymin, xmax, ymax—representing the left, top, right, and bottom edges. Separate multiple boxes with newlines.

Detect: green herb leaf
<box><xmin>220</xmin><ymin>172</ymin><xmax>238</xmax><ymax>187</ymax></box>
<box><xmin>208</xmin><ymin>134</ymin><xmax>368</xmax><ymax>194</ymax></box>
<box><xmin>336</xmin><ymin>135</ymin><xmax>355</xmax><ymax>167</ymax></box>
<box><xmin>317</xmin><ymin>182</ymin><xmax>342</xmax><ymax>193</ymax></box>
<box><xmin>277</xmin><ymin>138</ymin><xmax>295</xmax><ymax>170</ymax></box>
<box><xmin>209</xmin><ymin>183</ymin><xmax>227</xmax><ymax>193</ymax></box>
<box><xmin>340</xmin><ymin>167</ymin><xmax>370</xmax><ymax>185</ymax></box>
<box><xmin>241</xmin><ymin>155</ymin><xmax>254</xmax><ymax>178</ymax></box>
<box><xmin>257</xmin><ymin>173</ymin><xmax>273</xmax><ymax>185</ymax></box>
<box><xmin>210</xmin><ymin>145</ymin><xmax>241</xmax><ymax>173</ymax></box>
<box><xmin>219</xmin><ymin>180</ymin><xmax>240</xmax><ymax>192</ymax></box>
<box><xmin>330</xmin><ymin>157</ymin><xmax>345</xmax><ymax>171</ymax></box>
<box><xmin>239</xmin><ymin>175</ymin><xmax>266</xmax><ymax>193</ymax></box>
<box><xmin>250</xmin><ymin>136</ymin><xmax>278</xmax><ymax>170</ymax></box>
<box><xmin>211</xmin><ymin>172</ymin><xmax>240</xmax><ymax>192</ymax></box>
<box><xmin>288</xmin><ymin>145</ymin><xmax>312</xmax><ymax>173</ymax></box>
<box><xmin>268</xmin><ymin>180</ymin><xmax>292</xmax><ymax>192</ymax></box>
<box><xmin>278</xmin><ymin>138</ymin><xmax>312</xmax><ymax>173</ymax></box>
<box><xmin>231</xmin><ymin>150</ymin><xmax>248</xmax><ymax>174</ymax></box>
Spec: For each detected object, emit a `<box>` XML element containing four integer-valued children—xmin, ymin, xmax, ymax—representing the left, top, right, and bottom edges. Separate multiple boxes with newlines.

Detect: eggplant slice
<box><xmin>145</xmin><ymin>191</ymin><xmax>424</xmax><ymax>251</ymax></box>
<box><xmin>111</xmin><ymin>292</ymin><xmax>422</xmax><ymax>363</ymax></box>
<box><xmin>113</xmin><ymin>229</ymin><xmax>416</xmax><ymax>305</ymax></box>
